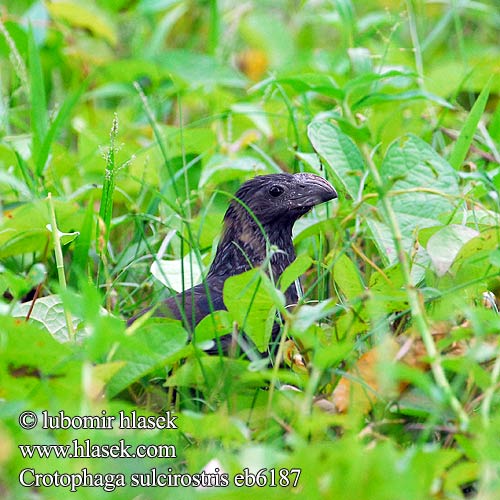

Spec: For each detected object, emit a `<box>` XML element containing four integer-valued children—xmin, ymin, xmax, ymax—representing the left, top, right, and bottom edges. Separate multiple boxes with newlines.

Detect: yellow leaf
<box><xmin>47</xmin><ymin>1</ymin><xmax>117</xmax><ymax>46</ymax></box>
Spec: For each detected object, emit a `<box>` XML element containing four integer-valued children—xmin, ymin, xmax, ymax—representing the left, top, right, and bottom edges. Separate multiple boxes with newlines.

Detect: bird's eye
<box><xmin>269</xmin><ymin>185</ymin><xmax>284</xmax><ymax>197</ymax></box>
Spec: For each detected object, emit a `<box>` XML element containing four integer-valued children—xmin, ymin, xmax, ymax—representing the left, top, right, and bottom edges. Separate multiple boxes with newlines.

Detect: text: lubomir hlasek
<box><xmin>35</xmin><ymin>410</ymin><xmax>178</xmax><ymax>430</ymax></box>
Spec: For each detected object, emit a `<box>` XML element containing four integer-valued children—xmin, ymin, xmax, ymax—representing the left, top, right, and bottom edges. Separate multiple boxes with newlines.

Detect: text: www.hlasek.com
<box><xmin>19</xmin><ymin>439</ymin><xmax>176</xmax><ymax>459</ymax></box>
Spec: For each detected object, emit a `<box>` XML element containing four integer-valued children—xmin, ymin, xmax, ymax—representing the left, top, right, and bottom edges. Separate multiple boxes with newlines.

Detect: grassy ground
<box><xmin>1</xmin><ymin>0</ymin><xmax>500</xmax><ymax>498</ymax></box>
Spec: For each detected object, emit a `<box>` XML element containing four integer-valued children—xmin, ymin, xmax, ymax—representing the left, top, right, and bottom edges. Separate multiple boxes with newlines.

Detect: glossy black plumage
<box><xmin>129</xmin><ymin>173</ymin><xmax>337</xmax><ymax>354</ymax></box>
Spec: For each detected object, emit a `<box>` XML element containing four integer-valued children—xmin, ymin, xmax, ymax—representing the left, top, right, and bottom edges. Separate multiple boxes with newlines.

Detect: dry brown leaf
<box><xmin>330</xmin><ymin>321</ymin><xmax>467</xmax><ymax>414</ymax></box>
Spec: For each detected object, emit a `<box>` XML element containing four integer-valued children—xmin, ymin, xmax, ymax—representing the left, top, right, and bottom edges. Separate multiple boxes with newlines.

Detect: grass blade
<box><xmin>69</xmin><ymin>194</ymin><xmax>94</xmax><ymax>288</ymax></box>
<box><xmin>28</xmin><ymin>26</ymin><xmax>48</xmax><ymax>163</ymax></box>
<box><xmin>36</xmin><ymin>80</ymin><xmax>87</xmax><ymax>176</ymax></box>
<box><xmin>449</xmin><ymin>79</ymin><xmax>492</xmax><ymax>170</ymax></box>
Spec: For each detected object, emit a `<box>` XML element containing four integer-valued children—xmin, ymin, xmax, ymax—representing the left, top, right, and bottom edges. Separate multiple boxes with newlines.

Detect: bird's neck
<box><xmin>207</xmin><ymin>214</ymin><xmax>298</xmax><ymax>301</ymax></box>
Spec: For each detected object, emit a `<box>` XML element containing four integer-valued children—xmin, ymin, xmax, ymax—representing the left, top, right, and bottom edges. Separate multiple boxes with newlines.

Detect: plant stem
<box><xmin>362</xmin><ymin>146</ymin><xmax>469</xmax><ymax>430</ymax></box>
<box><xmin>267</xmin><ymin>322</ymin><xmax>290</xmax><ymax>418</ymax></box>
<box><xmin>48</xmin><ymin>192</ymin><xmax>75</xmax><ymax>341</ymax></box>
<box><xmin>481</xmin><ymin>338</ymin><xmax>500</xmax><ymax>426</ymax></box>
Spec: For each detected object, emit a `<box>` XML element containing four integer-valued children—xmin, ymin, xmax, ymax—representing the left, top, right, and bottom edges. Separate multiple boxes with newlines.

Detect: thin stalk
<box><xmin>97</xmin><ymin>114</ymin><xmax>118</xmax><ymax>289</ymax></box>
<box><xmin>362</xmin><ymin>146</ymin><xmax>469</xmax><ymax>430</ymax></box>
<box><xmin>48</xmin><ymin>193</ymin><xmax>75</xmax><ymax>341</ymax></box>
<box><xmin>267</xmin><ymin>322</ymin><xmax>290</xmax><ymax>418</ymax></box>
<box><xmin>406</xmin><ymin>0</ymin><xmax>424</xmax><ymax>89</ymax></box>
<box><xmin>481</xmin><ymin>339</ymin><xmax>500</xmax><ymax>426</ymax></box>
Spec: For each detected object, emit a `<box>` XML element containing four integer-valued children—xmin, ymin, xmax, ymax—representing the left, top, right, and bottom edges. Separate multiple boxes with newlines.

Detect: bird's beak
<box><xmin>294</xmin><ymin>173</ymin><xmax>338</xmax><ymax>206</ymax></box>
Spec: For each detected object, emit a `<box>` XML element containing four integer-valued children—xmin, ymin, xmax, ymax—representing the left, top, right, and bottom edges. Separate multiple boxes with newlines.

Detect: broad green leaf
<box><xmin>449</xmin><ymin>80</ymin><xmax>491</xmax><ymax>169</ymax></box>
<box><xmin>312</xmin><ymin>337</ymin><xmax>354</xmax><ymax>370</ymax></box>
<box><xmin>107</xmin><ymin>318</ymin><xmax>188</xmax><ymax>397</ymax></box>
<box><xmin>193</xmin><ymin>310</ymin><xmax>232</xmax><ymax>346</ymax></box>
<box><xmin>307</xmin><ymin>121</ymin><xmax>365</xmax><ymax>199</ymax></box>
<box><xmin>278</xmin><ymin>254</ymin><xmax>312</xmax><ymax>294</ymax></box>
<box><xmin>368</xmin><ymin>263</ymin><xmax>409</xmax><ymax>313</ymax></box>
<box><xmin>370</xmin><ymin>134</ymin><xmax>460</xmax><ymax>264</ymax></box>
<box><xmin>332</xmin><ymin>253</ymin><xmax>364</xmax><ymax>300</ymax></box>
<box><xmin>450</xmin><ymin>228</ymin><xmax>500</xmax><ymax>284</ymax></box>
<box><xmin>426</xmin><ymin>225</ymin><xmax>479</xmax><ymax>276</ymax></box>
<box><xmin>46</xmin><ymin>1</ymin><xmax>117</xmax><ymax>45</ymax></box>
<box><xmin>223</xmin><ymin>269</ymin><xmax>277</xmax><ymax>352</ymax></box>
<box><xmin>12</xmin><ymin>295</ymin><xmax>89</xmax><ymax>342</ymax></box>
<box><xmin>291</xmin><ymin>299</ymin><xmax>338</xmax><ymax>332</ymax></box>
<box><xmin>0</xmin><ymin>316</ymin><xmax>81</xmax><ymax>403</ymax></box>
<box><xmin>0</xmin><ymin>199</ymin><xmax>82</xmax><ymax>258</ymax></box>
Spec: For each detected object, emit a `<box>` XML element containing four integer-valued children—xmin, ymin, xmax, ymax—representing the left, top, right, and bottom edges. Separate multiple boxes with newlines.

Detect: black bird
<box><xmin>130</xmin><ymin>173</ymin><xmax>337</xmax><ymax>354</ymax></box>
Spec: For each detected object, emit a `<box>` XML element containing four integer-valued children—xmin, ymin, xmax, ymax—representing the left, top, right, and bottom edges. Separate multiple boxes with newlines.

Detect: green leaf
<box><xmin>12</xmin><ymin>295</ymin><xmax>89</xmax><ymax>343</ymax></box>
<box><xmin>449</xmin><ymin>79</ymin><xmax>492</xmax><ymax>169</ymax></box>
<box><xmin>0</xmin><ymin>199</ymin><xmax>81</xmax><ymax>258</ymax></box>
<box><xmin>368</xmin><ymin>263</ymin><xmax>409</xmax><ymax>313</ymax></box>
<box><xmin>278</xmin><ymin>254</ymin><xmax>312</xmax><ymax>294</ymax></box>
<box><xmin>223</xmin><ymin>269</ymin><xmax>278</xmax><ymax>352</ymax></box>
<box><xmin>307</xmin><ymin>121</ymin><xmax>366</xmax><ymax>199</ymax></box>
<box><xmin>370</xmin><ymin>134</ymin><xmax>460</xmax><ymax>264</ymax></box>
<box><xmin>193</xmin><ymin>310</ymin><xmax>232</xmax><ymax>346</ymax></box>
<box><xmin>451</xmin><ymin>228</ymin><xmax>500</xmax><ymax>284</ymax></box>
<box><xmin>332</xmin><ymin>253</ymin><xmax>365</xmax><ymax>300</ymax></box>
<box><xmin>291</xmin><ymin>299</ymin><xmax>338</xmax><ymax>332</ymax></box>
<box><xmin>0</xmin><ymin>316</ymin><xmax>80</xmax><ymax>403</ymax></box>
<box><xmin>426</xmin><ymin>225</ymin><xmax>479</xmax><ymax>276</ymax></box>
<box><xmin>107</xmin><ymin>318</ymin><xmax>188</xmax><ymax>397</ymax></box>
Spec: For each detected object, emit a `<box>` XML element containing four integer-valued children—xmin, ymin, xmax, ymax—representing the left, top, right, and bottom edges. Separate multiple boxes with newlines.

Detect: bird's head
<box><xmin>227</xmin><ymin>173</ymin><xmax>337</xmax><ymax>227</ymax></box>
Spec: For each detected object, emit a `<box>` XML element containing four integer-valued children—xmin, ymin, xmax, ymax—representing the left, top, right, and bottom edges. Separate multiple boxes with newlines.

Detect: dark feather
<box><xmin>129</xmin><ymin>173</ymin><xmax>337</xmax><ymax>354</ymax></box>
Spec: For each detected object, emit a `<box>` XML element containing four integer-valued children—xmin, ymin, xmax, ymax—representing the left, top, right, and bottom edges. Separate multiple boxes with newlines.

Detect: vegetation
<box><xmin>1</xmin><ymin>0</ymin><xmax>500</xmax><ymax>498</ymax></box>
